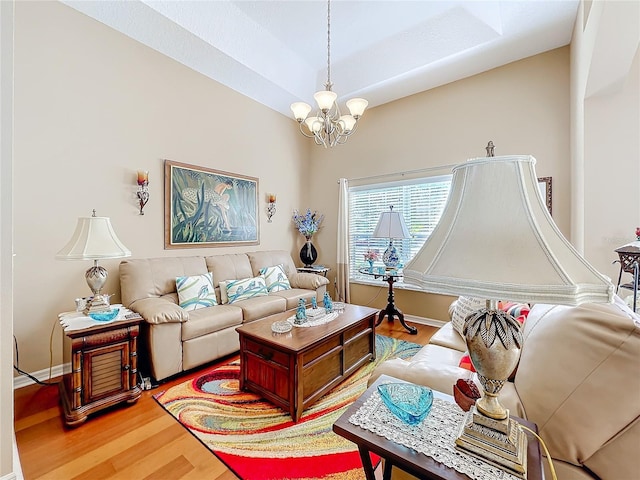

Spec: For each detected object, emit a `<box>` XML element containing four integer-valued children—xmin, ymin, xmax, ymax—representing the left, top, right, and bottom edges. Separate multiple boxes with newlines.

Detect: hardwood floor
<box><xmin>14</xmin><ymin>320</ymin><xmax>437</xmax><ymax>480</ymax></box>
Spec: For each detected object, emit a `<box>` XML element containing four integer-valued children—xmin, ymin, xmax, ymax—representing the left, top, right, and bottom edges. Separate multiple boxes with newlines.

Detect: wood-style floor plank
<box><xmin>15</xmin><ymin>320</ymin><xmax>436</xmax><ymax>480</ymax></box>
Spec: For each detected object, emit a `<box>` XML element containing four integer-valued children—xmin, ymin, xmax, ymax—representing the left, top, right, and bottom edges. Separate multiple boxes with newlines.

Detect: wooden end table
<box><xmin>359</xmin><ymin>268</ymin><xmax>417</xmax><ymax>335</ymax></box>
<box><xmin>333</xmin><ymin>374</ymin><xmax>544</xmax><ymax>480</ymax></box>
<box><xmin>59</xmin><ymin>314</ymin><xmax>143</xmax><ymax>427</ymax></box>
<box><xmin>236</xmin><ymin>304</ymin><xmax>377</xmax><ymax>421</ymax></box>
<box><xmin>297</xmin><ymin>266</ymin><xmax>330</xmax><ymax>277</ymax></box>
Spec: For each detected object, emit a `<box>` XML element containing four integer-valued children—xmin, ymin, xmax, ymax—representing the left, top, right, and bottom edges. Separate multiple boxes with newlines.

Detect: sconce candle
<box><xmin>266</xmin><ymin>193</ymin><xmax>277</xmax><ymax>223</ymax></box>
<box><xmin>137</xmin><ymin>170</ymin><xmax>149</xmax><ymax>186</ymax></box>
<box><xmin>136</xmin><ymin>171</ymin><xmax>150</xmax><ymax>215</ymax></box>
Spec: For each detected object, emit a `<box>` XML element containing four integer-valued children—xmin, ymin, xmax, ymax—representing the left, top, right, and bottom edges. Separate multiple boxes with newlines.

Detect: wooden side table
<box><xmin>333</xmin><ymin>374</ymin><xmax>544</xmax><ymax>480</ymax></box>
<box><xmin>59</xmin><ymin>315</ymin><xmax>143</xmax><ymax>427</ymax></box>
<box><xmin>297</xmin><ymin>266</ymin><xmax>330</xmax><ymax>277</ymax></box>
<box><xmin>615</xmin><ymin>245</ymin><xmax>640</xmax><ymax>312</ymax></box>
<box><xmin>359</xmin><ymin>268</ymin><xmax>417</xmax><ymax>334</ymax></box>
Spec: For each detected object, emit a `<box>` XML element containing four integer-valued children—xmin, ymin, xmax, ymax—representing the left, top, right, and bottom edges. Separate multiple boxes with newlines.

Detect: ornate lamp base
<box><xmin>83</xmin><ymin>294</ymin><xmax>112</xmax><ymax>315</ymax></box>
<box><xmin>382</xmin><ymin>239</ymin><xmax>399</xmax><ymax>269</ymax></box>
<box><xmin>456</xmin><ymin>405</ymin><xmax>528</xmax><ymax>478</ymax></box>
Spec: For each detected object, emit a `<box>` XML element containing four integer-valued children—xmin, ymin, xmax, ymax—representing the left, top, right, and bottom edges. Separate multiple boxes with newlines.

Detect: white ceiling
<box><xmin>63</xmin><ymin>0</ymin><xmax>580</xmax><ymax>118</ymax></box>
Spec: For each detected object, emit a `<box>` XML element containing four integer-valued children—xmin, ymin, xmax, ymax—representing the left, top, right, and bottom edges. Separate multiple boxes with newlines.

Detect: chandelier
<box><xmin>290</xmin><ymin>0</ymin><xmax>368</xmax><ymax>148</ymax></box>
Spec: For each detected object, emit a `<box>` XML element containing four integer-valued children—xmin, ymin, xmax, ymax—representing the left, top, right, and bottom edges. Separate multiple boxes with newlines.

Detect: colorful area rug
<box><xmin>154</xmin><ymin>334</ymin><xmax>421</xmax><ymax>480</ymax></box>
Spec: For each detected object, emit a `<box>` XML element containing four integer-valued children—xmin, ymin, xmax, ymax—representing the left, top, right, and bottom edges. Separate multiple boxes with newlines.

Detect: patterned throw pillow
<box><xmin>259</xmin><ymin>264</ymin><xmax>291</xmax><ymax>292</ymax></box>
<box><xmin>450</xmin><ymin>296</ymin><xmax>487</xmax><ymax>336</ymax></box>
<box><xmin>459</xmin><ymin>353</ymin><xmax>476</xmax><ymax>372</ymax></box>
<box><xmin>176</xmin><ymin>272</ymin><xmax>217</xmax><ymax>311</ymax></box>
<box><xmin>225</xmin><ymin>276</ymin><xmax>268</xmax><ymax>303</ymax></box>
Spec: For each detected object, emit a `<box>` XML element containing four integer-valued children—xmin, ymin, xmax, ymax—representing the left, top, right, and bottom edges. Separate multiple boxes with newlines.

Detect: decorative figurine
<box><xmin>311</xmin><ymin>297</ymin><xmax>317</xmax><ymax>309</ymax></box>
<box><xmin>295</xmin><ymin>298</ymin><xmax>307</xmax><ymax>324</ymax></box>
<box><xmin>323</xmin><ymin>292</ymin><xmax>333</xmax><ymax>313</ymax></box>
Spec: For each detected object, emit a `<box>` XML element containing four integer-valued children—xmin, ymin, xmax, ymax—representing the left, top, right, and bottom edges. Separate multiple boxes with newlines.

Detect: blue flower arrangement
<box><xmin>292</xmin><ymin>208</ymin><xmax>324</xmax><ymax>239</ymax></box>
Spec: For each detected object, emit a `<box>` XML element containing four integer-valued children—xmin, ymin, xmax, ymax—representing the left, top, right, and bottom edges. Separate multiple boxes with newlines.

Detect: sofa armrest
<box><xmin>368</xmin><ymin>358</ymin><xmax>475</xmax><ymax>397</ymax></box>
<box><xmin>130</xmin><ymin>297</ymin><xmax>189</xmax><ymax>324</ymax></box>
<box><xmin>289</xmin><ymin>272</ymin><xmax>330</xmax><ymax>290</ymax></box>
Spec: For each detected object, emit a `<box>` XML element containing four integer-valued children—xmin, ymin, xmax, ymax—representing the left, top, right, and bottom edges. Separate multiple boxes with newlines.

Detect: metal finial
<box><xmin>486</xmin><ymin>141</ymin><xmax>495</xmax><ymax>157</ymax></box>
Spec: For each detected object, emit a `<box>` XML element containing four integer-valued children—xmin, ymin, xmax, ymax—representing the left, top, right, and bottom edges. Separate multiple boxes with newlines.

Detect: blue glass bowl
<box><xmin>89</xmin><ymin>308</ymin><xmax>119</xmax><ymax>322</ymax></box>
<box><xmin>377</xmin><ymin>383</ymin><xmax>433</xmax><ymax>425</ymax></box>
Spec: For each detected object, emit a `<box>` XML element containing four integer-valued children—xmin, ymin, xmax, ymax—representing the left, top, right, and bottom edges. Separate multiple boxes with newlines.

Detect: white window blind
<box><xmin>348</xmin><ymin>175</ymin><xmax>452</xmax><ymax>279</ymax></box>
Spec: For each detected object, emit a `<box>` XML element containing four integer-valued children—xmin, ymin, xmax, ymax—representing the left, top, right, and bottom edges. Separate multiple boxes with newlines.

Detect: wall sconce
<box><xmin>137</xmin><ymin>170</ymin><xmax>149</xmax><ymax>215</ymax></box>
<box><xmin>266</xmin><ymin>193</ymin><xmax>276</xmax><ymax>222</ymax></box>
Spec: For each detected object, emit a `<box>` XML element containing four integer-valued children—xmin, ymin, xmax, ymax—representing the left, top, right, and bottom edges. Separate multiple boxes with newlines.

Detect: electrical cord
<box><xmin>13</xmin><ymin>315</ymin><xmax>60</xmax><ymax>387</ymax></box>
<box><xmin>518</xmin><ymin>423</ymin><xmax>558</xmax><ymax>480</ymax></box>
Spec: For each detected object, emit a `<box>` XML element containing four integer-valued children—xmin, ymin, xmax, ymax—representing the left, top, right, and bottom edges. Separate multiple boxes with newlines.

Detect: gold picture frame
<box><xmin>164</xmin><ymin>160</ymin><xmax>259</xmax><ymax>248</ymax></box>
<box><xmin>537</xmin><ymin>177</ymin><xmax>552</xmax><ymax>216</ymax></box>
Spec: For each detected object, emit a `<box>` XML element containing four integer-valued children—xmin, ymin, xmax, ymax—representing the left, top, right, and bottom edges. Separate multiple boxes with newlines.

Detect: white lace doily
<box><xmin>349</xmin><ymin>389</ymin><xmax>521</xmax><ymax>480</ymax></box>
<box><xmin>287</xmin><ymin>311</ymin><xmax>339</xmax><ymax>327</ymax></box>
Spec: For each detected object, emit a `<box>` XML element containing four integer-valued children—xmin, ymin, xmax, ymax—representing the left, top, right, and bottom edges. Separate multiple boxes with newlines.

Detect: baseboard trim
<box><xmin>13</xmin><ymin>363</ymin><xmax>66</xmax><ymax>390</ymax></box>
<box><xmin>403</xmin><ymin>314</ymin><xmax>446</xmax><ymax>328</ymax></box>
<box><xmin>3</xmin><ymin>432</ymin><xmax>23</xmax><ymax>480</ymax></box>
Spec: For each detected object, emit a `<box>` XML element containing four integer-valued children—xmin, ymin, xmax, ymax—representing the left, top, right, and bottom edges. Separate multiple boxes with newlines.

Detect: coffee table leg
<box><xmin>357</xmin><ymin>446</ymin><xmax>377</xmax><ymax>480</ymax></box>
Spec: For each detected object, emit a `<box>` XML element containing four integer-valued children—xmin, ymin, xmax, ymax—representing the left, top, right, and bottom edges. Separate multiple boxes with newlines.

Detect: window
<box><xmin>349</xmin><ymin>175</ymin><xmax>452</xmax><ymax>279</ymax></box>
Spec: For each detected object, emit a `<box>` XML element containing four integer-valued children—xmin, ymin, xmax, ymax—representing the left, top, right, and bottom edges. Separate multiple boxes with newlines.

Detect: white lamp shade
<box><xmin>403</xmin><ymin>155</ymin><xmax>614</xmax><ymax>305</ymax></box>
<box><xmin>372</xmin><ymin>207</ymin><xmax>411</xmax><ymax>239</ymax></box>
<box><xmin>56</xmin><ymin>216</ymin><xmax>131</xmax><ymax>260</ymax></box>
<box><xmin>313</xmin><ymin>90</ymin><xmax>337</xmax><ymax>111</ymax></box>
<box><xmin>346</xmin><ymin>98</ymin><xmax>368</xmax><ymax>117</ymax></box>
<box><xmin>305</xmin><ymin>116</ymin><xmax>324</xmax><ymax>133</ymax></box>
<box><xmin>291</xmin><ymin>102</ymin><xmax>312</xmax><ymax>121</ymax></box>
<box><xmin>339</xmin><ymin>114</ymin><xmax>357</xmax><ymax>132</ymax></box>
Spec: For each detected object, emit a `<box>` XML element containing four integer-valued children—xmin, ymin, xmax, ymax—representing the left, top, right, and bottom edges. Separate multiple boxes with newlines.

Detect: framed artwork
<box><xmin>537</xmin><ymin>177</ymin><xmax>552</xmax><ymax>216</ymax></box>
<box><xmin>164</xmin><ymin>160</ymin><xmax>259</xmax><ymax>248</ymax></box>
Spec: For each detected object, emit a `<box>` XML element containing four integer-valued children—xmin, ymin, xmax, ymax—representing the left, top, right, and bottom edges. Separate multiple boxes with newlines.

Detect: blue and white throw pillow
<box><xmin>176</xmin><ymin>272</ymin><xmax>217</xmax><ymax>311</ymax></box>
<box><xmin>225</xmin><ymin>276</ymin><xmax>268</xmax><ymax>303</ymax></box>
<box><xmin>260</xmin><ymin>264</ymin><xmax>292</xmax><ymax>292</ymax></box>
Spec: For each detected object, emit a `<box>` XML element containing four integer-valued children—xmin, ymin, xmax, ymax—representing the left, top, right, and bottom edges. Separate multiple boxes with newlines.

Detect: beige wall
<box><xmin>1</xmin><ymin>1</ymin><xmax>14</xmax><ymax>477</ymax></box>
<box><xmin>12</xmin><ymin>1</ymin><xmax>309</xmax><ymax>375</ymax></box>
<box><xmin>572</xmin><ymin>0</ymin><xmax>640</xmax><ymax>285</ymax></box>
<box><xmin>308</xmin><ymin>48</ymin><xmax>571</xmax><ymax>319</ymax></box>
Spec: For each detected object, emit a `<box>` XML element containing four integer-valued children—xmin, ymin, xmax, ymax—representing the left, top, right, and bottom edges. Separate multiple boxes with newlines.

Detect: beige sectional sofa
<box><xmin>369</xmin><ymin>297</ymin><xmax>640</xmax><ymax>480</ymax></box>
<box><xmin>119</xmin><ymin>250</ymin><xmax>329</xmax><ymax>381</ymax></box>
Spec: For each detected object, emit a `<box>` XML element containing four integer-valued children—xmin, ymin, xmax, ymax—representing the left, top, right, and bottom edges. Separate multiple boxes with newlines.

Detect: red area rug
<box><xmin>154</xmin><ymin>334</ymin><xmax>421</xmax><ymax>480</ymax></box>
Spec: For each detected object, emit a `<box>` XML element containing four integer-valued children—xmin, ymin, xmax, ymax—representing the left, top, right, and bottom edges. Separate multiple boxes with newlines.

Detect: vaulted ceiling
<box><xmin>64</xmin><ymin>0</ymin><xmax>580</xmax><ymax>117</ymax></box>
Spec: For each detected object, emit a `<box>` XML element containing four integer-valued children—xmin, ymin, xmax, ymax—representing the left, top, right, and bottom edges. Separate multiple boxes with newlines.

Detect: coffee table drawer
<box><xmin>245</xmin><ymin>353</ymin><xmax>290</xmax><ymax>402</ymax></box>
<box><xmin>344</xmin><ymin>330</ymin><xmax>375</xmax><ymax>371</ymax></box>
<box><xmin>302</xmin><ymin>336</ymin><xmax>341</xmax><ymax>366</ymax></box>
<box><xmin>244</xmin><ymin>338</ymin><xmax>289</xmax><ymax>367</ymax></box>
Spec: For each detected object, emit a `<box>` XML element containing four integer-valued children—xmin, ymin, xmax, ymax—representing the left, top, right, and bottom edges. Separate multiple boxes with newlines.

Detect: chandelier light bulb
<box><xmin>313</xmin><ymin>90</ymin><xmax>338</xmax><ymax>112</ymax></box>
<box><xmin>346</xmin><ymin>98</ymin><xmax>368</xmax><ymax>118</ymax></box>
<box><xmin>305</xmin><ymin>116</ymin><xmax>324</xmax><ymax>133</ymax></box>
<box><xmin>291</xmin><ymin>102</ymin><xmax>312</xmax><ymax>122</ymax></box>
<box><xmin>339</xmin><ymin>114</ymin><xmax>356</xmax><ymax>133</ymax></box>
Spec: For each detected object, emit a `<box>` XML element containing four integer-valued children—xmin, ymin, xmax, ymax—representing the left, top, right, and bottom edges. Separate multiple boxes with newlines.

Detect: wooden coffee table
<box><xmin>236</xmin><ymin>304</ymin><xmax>378</xmax><ymax>421</ymax></box>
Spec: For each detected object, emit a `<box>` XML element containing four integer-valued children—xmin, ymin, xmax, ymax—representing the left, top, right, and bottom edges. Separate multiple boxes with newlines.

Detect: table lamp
<box><xmin>403</xmin><ymin>155</ymin><xmax>613</xmax><ymax>477</ymax></box>
<box><xmin>56</xmin><ymin>210</ymin><xmax>131</xmax><ymax>315</ymax></box>
<box><xmin>372</xmin><ymin>206</ymin><xmax>410</xmax><ymax>269</ymax></box>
